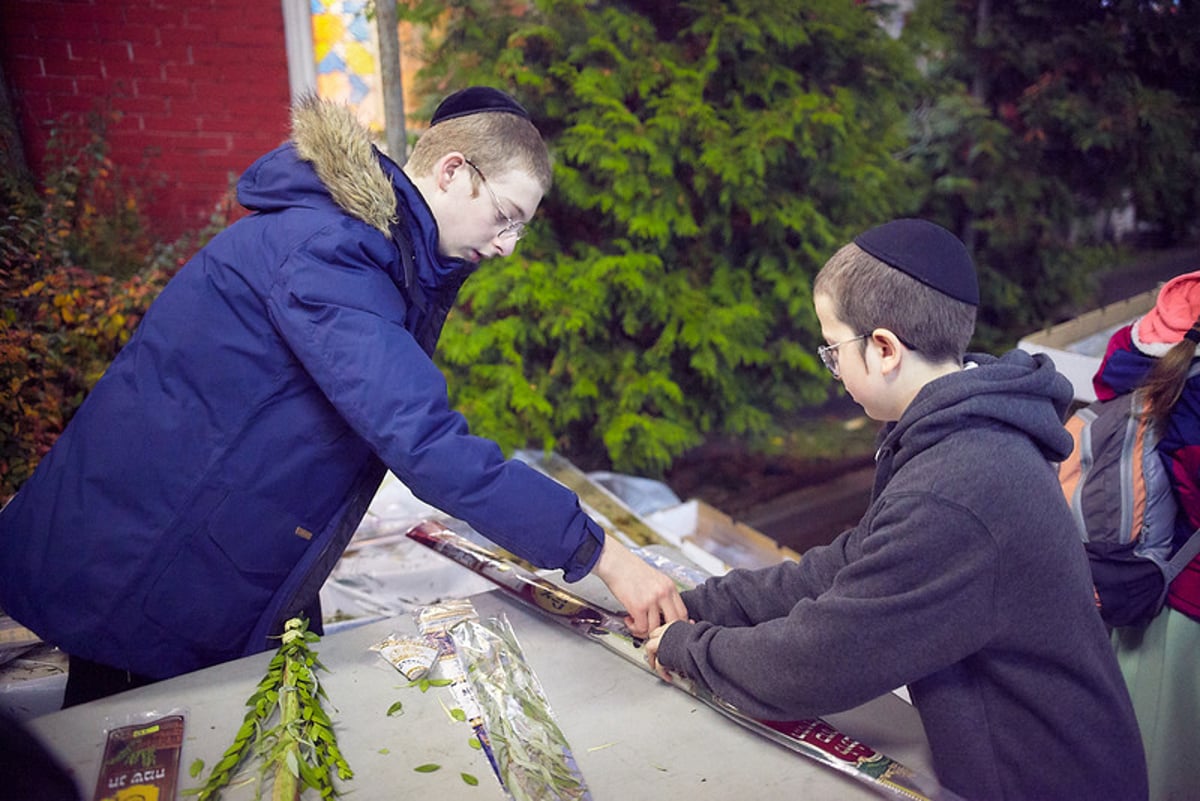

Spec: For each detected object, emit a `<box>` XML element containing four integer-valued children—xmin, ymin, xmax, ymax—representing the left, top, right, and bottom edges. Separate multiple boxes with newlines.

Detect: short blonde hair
<box><xmin>407</xmin><ymin>112</ymin><xmax>552</xmax><ymax>192</ymax></box>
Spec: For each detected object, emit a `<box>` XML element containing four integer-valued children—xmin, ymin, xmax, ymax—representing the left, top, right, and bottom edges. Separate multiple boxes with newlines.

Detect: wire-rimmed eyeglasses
<box><xmin>817</xmin><ymin>334</ymin><xmax>868</xmax><ymax>379</ymax></box>
<box><xmin>463</xmin><ymin>157</ymin><xmax>526</xmax><ymax>241</ymax></box>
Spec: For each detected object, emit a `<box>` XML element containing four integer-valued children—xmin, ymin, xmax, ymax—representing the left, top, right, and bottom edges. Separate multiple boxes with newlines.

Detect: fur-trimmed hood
<box><xmin>234</xmin><ymin>96</ymin><xmax>475</xmax><ymax>354</ymax></box>
<box><xmin>238</xmin><ymin>96</ymin><xmax>398</xmax><ymax>236</ymax></box>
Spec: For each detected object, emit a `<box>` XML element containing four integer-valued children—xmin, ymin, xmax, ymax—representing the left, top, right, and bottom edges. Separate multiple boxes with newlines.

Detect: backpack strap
<box><xmin>1155</xmin><ymin>361</ymin><xmax>1200</xmax><ymax>581</ymax></box>
<box><xmin>1163</xmin><ymin>527</ymin><xmax>1200</xmax><ymax>584</ymax></box>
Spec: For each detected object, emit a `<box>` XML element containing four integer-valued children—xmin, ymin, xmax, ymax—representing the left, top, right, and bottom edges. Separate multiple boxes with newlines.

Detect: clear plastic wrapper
<box><xmin>452</xmin><ymin>615</ymin><xmax>592</xmax><ymax>801</ymax></box>
<box><xmin>632</xmin><ymin>546</ymin><xmax>708</xmax><ymax>589</ymax></box>
<box><xmin>415</xmin><ymin>599</ymin><xmax>503</xmax><ymax>784</ymax></box>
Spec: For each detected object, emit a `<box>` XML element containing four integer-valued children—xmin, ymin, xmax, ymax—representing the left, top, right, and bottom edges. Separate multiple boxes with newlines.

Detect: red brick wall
<box><xmin>1</xmin><ymin>0</ymin><xmax>294</xmax><ymax>241</ymax></box>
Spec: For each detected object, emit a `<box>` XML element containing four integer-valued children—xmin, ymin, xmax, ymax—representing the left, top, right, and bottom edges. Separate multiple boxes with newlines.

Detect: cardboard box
<box><xmin>648</xmin><ymin>499</ymin><xmax>801</xmax><ymax>571</ymax></box>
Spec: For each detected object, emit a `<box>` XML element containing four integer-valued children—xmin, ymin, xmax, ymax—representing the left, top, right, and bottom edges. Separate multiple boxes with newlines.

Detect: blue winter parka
<box><xmin>0</xmin><ymin>99</ymin><xmax>604</xmax><ymax>679</ymax></box>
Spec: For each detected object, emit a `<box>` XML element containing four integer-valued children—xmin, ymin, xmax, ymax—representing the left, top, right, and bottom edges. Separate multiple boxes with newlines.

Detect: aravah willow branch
<box><xmin>185</xmin><ymin>617</ymin><xmax>353</xmax><ymax>801</ymax></box>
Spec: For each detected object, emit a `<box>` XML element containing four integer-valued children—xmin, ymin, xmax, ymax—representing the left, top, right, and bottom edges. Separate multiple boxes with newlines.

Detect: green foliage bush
<box><xmin>901</xmin><ymin>0</ymin><xmax>1200</xmax><ymax>341</ymax></box>
<box><xmin>399</xmin><ymin>0</ymin><xmax>1200</xmax><ymax>476</ymax></box>
<box><xmin>404</xmin><ymin>0</ymin><xmax>922</xmax><ymax>474</ymax></box>
<box><xmin>6</xmin><ymin>1</ymin><xmax>1198</xmax><ymax>490</ymax></box>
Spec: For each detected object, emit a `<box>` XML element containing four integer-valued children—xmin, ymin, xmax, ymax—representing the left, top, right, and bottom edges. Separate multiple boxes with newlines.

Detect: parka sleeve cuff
<box><xmin>560</xmin><ymin>517</ymin><xmax>605</xmax><ymax>582</ymax></box>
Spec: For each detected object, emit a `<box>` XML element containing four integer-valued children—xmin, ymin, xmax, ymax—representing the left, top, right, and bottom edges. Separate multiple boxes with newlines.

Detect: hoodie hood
<box><xmin>879</xmin><ymin>350</ymin><xmax>1075</xmax><ymax>478</ymax></box>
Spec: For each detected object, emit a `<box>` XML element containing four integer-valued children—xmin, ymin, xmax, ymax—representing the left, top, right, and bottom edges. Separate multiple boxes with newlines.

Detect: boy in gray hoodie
<box><xmin>645</xmin><ymin>219</ymin><xmax>1147</xmax><ymax>801</ymax></box>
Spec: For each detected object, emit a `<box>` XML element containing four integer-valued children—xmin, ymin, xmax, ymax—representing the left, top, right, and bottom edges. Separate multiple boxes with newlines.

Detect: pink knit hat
<box><xmin>1132</xmin><ymin>269</ymin><xmax>1200</xmax><ymax>357</ymax></box>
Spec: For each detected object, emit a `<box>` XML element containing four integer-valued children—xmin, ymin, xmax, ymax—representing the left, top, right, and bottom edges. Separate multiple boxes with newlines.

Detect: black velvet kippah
<box><xmin>853</xmin><ymin>219</ymin><xmax>979</xmax><ymax>306</ymax></box>
<box><xmin>430</xmin><ymin>86</ymin><xmax>531</xmax><ymax>125</ymax></box>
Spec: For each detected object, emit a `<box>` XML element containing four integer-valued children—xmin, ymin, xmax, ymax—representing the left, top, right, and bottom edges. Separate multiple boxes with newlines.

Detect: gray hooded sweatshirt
<box><xmin>657</xmin><ymin>349</ymin><xmax>1146</xmax><ymax>801</ymax></box>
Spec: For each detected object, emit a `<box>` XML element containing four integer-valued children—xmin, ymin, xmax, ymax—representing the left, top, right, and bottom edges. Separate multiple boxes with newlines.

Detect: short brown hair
<box><xmin>815</xmin><ymin>242</ymin><xmax>976</xmax><ymax>364</ymax></box>
<box><xmin>407</xmin><ymin>112</ymin><xmax>552</xmax><ymax>192</ymax></box>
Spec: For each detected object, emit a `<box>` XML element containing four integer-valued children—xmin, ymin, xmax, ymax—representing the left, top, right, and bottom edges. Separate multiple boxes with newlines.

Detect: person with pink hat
<box><xmin>1093</xmin><ymin>268</ymin><xmax>1200</xmax><ymax>801</ymax></box>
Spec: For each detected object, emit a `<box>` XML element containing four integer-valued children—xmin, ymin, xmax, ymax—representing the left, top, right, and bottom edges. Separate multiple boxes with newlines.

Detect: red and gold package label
<box><xmin>92</xmin><ymin>714</ymin><xmax>185</xmax><ymax>801</ymax></box>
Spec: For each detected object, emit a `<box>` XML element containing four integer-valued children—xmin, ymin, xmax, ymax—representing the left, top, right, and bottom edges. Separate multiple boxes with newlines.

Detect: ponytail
<box><xmin>1140</xmin><ymin>319</ymin><xmax>1200</xmax><ymax>429</ymax></box>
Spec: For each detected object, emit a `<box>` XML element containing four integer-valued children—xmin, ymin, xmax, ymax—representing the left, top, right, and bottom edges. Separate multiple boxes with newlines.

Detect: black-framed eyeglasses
<box><xmin>462</xmin><ymin>157</ymin><xmax>526</xmax><ymax>241</ymax></box>
<box><xmin>817</xmin><ymin>334</ymin><xmax>868</xmax><ymax>379</ymax></box>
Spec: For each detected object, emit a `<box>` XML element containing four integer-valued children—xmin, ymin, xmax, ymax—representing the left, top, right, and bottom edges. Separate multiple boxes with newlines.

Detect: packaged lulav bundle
<box><xmin>451</xmin><ymin>614</ymin><xmax>592</xmax><ymax>801</ymax></box>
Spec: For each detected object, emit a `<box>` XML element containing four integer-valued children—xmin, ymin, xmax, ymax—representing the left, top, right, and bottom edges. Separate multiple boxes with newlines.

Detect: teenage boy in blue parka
<box><xmin>0</xmin><ymin>88</ymin><xmax>686</xmax><ymax>703</ymax></box>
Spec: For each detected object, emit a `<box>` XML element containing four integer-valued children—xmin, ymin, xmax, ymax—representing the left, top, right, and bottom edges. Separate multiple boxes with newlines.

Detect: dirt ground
<box><xmin>664</xmin><ymin>434</ymin><xmax>876</xmax><ymax>554</ymax></box>
<box><xmin>664</xmin><ymin>436</ymin><xmax>869</xmax><ymax>518</ymax></box>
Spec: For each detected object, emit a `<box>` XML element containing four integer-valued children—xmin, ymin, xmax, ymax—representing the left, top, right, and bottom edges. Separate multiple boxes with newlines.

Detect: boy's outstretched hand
<box><xmin>643</xmin><ymin>620</ymin><xmax>684</xmax><ymax>682</ymax></box>
<box><xmin>590</xmin><ymin>534</ymin><xmax>688</xmax><ymax>638</ymax></box>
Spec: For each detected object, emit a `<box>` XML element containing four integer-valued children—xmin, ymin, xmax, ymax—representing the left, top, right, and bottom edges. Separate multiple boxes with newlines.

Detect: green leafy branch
<box><xmin>185</xmin><ymin>617</ymin><xmax>353</xmax><ymax>800</ymax></box>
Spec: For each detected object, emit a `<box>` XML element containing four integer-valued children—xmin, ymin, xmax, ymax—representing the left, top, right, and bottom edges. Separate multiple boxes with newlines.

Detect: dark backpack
<box><xmin>1059</xmin><ymin>379</ymin><xmax>1200</xmax><ymax>628</ymax></box>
